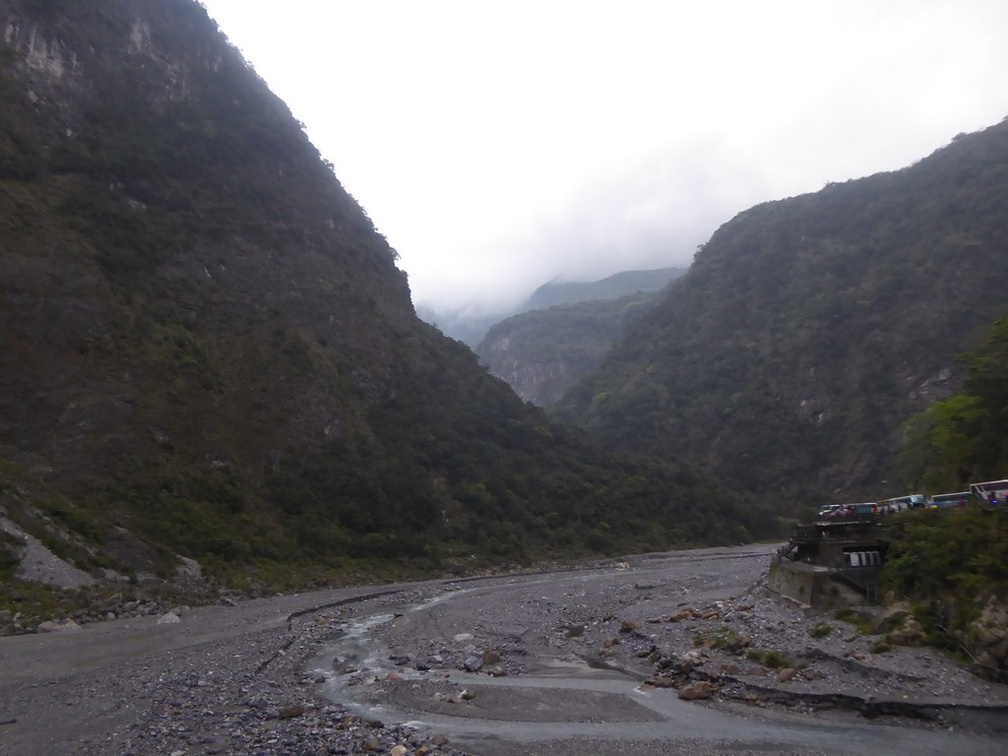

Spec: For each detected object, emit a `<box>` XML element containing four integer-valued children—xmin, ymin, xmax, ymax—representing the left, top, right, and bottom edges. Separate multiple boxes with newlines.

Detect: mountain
<box><xmin>418</xmin><ymin>266</ymin><xmax>684</xmax><ymax>346</ymax></box>
<box><xmin>476</xmin><ymin>291</ymin><xmax>663</xmax><ymax>406</ymax></box>
<box><xmin>555</xmin><ymin>119</ymin><xmax>1008</xmax><ymax>509</ymax></box>
<box><xmin>526</xmin><ymin>267</ymin><xmax>685</xmax><ymax>310</ymax></box>
<box><xmin>0</xmin><ymin>0</ymin><xmax>779</xmax><ymax>612</ymax></box>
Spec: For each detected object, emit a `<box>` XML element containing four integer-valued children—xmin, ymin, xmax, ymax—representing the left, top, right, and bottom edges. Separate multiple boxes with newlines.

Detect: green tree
<box><xmin>900</xmin><ymin>318</ymin><xmax>1008</xmax><ymax>490</ymax></box>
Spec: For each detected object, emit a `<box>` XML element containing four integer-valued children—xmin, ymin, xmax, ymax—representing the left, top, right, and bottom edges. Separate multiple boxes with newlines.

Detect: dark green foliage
<box><xmin>555</xmin><ymin>119</ymin><xmax>1008</xmax><ymax>509</ymax></box>
<box><xmin>262</xmin><ymin>333</ymin><xmax>784</xmax><ymax>568</ymax></box>
<box><xmin>880</xmin><ymin>506</ymin><xmax>1008</xmax><ymax>648</ymax></box>
<box><xmin>900</xmin><ymin>318</ymin><xmax>1008</xmax><ymax>491</ymax></box>
<box><xmin>808</xmin><ymin>622</ymin><xmax>833</xmax><ymax>639</ymax></box>
<box><xmin>745</xmin><ymin>648</ymin><xmax>794</xmax><ymax>669</ymax></box>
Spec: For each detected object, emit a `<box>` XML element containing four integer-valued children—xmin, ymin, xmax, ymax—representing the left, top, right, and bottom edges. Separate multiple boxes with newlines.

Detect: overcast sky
<box><xmin>198</xmin><ymin>0</ymin><xmax>1008</xmax><ymax>318</ymax></box>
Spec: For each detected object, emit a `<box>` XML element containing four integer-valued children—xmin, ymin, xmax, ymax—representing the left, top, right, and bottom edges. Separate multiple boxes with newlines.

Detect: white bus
<box><xmin>877</xmin><ymin>494</ymin><xmax>926</xmax><ymax>512</ymax></box>
<box><xmin>928</xmin><ymin>491</ymin><xmax>970</xmax><ymax>508</ymax></box>
<box><xmin>969</xmin><ymin>479</ymin><xmax>1008</xmax><ymax>506</ymax></box>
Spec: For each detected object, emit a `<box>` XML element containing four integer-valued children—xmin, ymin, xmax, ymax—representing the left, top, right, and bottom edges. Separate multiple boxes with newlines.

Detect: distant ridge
<box><xmin>421</xmin><ymin>266</ymin><xmax>684</xmax><ymax>346</ymax></box>
<box><xmin>527</xmin><ymin>267</ymin><xmax>685</xmax><ymax>310</ymax></box>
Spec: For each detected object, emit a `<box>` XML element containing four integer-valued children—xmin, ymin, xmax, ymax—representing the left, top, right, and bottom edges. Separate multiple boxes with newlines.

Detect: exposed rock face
<box><xmin>0</xmin><ymin>0</ymin><xmax>415</xmax><ymax>500</ymax></box>
<box><xmin>0</xmin><ymin>513</ymin><xmax>95</xmax><ymax>589</ymax></box>
<box><xmin>965</xmin><ymin>597</ymin><xmax>1008</xmax><ymax>683</ymax></box>
<box><xmin>481</xmin><ymin>336</ymin><xmax>580</xmax><ymax>406</ymax></box>
<box><xmin>476</xmin><ymin>291</ymin><xmax>666</xmax><ymax>406</ymax></box>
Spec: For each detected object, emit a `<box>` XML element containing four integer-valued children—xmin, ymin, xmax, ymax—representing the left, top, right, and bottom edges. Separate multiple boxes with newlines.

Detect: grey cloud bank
<box><xmin>200</xmin><ymin>0</ymin><xmax>1008</xmax><ymax>318</ymax></box>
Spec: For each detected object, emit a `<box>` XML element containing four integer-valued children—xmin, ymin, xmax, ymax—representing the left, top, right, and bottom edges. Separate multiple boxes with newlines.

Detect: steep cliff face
<box><xmin>477</xmin><ymin>293</ymin><xmax>663</xmax><ymax>406</ymax></box>
<box><xmin>479</xmin><ymin>332</ymin><xmax>581</xmax><ymax>407</ymax></box>
<box><xmin>0</xmin><ymin>0</ymin><xmax>414</xmax><ymax>490</ymax></box>
<box><xmin>556</xmin><ymin>119</ymin><xmax>1008</xmax><ymax>505</ymax></box>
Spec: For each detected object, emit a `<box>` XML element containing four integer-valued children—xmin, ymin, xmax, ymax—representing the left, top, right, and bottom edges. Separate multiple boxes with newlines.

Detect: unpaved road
<box><xmin>1</xmin><ymin>544</ymin><xmax>1006</xmax><ymax>755</ymax></box>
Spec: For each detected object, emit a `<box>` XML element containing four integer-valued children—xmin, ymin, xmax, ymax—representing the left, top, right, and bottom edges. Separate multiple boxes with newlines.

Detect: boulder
<box><xmin>889</xmin><ymin>617</ymin><xmax>927</xmax><ymax>647</ymax></box>
<box><xmin>37</xmin><ymin>618</ymin><xmax>81</xmax><ymax>633</ymax></box>
<box><xmin>869</xmin><ymin>603</ymin><xmax>912</xmax><ymax>634</ymax></box>
<box><xmin>277</xmin><ymin>705</ymin><xmax>305</xmax><ymax>719</ymax></box>
<box><xmin>776</xmin><ymin>667</ymin><xmax>797</xmax><ymax>682</ymax></box>
<box><xmin>726</xmin><ymin>631</ymin><xmax>751</xmax><ymax>652</ymax></box>
<box><xmin>678</xmin><ymin>681</ymin><xmax>715</xmax><ymax>700</ymax></box>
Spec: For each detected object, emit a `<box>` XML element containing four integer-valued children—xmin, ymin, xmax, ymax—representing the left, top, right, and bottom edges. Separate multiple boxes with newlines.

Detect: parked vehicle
<box><xmin>969</xmin><ymin>479</ymin><xmax>1008</xmax><ymax>506</ymax></box>
<box><xmin>877</xmin><ymin>494</ymin><xmax>926</xmax><ymax>512</ymax></box>
<box><xmin>928</xmin><ymin>491</ymin><xmax>970</xmax><ymax>508</ymax></box>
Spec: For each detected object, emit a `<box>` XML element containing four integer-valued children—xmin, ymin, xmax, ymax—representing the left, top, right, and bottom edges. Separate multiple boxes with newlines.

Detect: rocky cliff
<box><xmin>477</xmin><ymin>293</ymin><xmax>663</xmax><ymax>406</ymax></box>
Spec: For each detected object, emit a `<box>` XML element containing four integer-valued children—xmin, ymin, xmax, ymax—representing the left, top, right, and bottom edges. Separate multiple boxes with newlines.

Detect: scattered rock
<box><xmin>156</xmin><ymin>611</ymin><xmax>181</xmax><ymax>625</ymax></box>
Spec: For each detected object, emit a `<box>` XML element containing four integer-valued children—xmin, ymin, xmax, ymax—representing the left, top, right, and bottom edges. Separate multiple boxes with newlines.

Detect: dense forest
<box><xmin>874</xmin><ymin>322</ymin><xmax>1008</xmax><ymax>666</ymax></box>
<box><xmin>556</xmin><ymin>119</ymin><xmax>1008</xmax><ymax>511</ymax></box>
<box><xmin>898</xmin><ymin>318</ymin><xmax>1008</xmax><ymax>492</ymax></box>
<box><xmin>0</xmin><ymin>0</ymin><xmax>780</xmax><ymax>618</ymax></box>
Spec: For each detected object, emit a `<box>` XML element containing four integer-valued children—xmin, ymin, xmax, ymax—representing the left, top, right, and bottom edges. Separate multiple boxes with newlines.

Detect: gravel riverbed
<box><xmin>1</xmin><ymin>544</ymin><xmax>1006</xmax><ymax>755</ymax></box>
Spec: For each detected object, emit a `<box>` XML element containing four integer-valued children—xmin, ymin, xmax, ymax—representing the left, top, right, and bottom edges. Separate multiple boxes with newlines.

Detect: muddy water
<box><xmin>310</xmin><ymin>569</ymin><xmax>1005</xmax><ymax>756</ymax></box>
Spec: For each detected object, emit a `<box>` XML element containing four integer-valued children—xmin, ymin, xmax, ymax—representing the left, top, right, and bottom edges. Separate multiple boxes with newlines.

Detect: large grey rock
<box><xmin>37</xmin><ymin>618</ymin><xmax>81</xmax><ymax>633</ymax></box>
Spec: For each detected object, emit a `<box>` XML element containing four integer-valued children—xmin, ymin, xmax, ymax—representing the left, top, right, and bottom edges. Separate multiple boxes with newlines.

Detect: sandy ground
<box><xmin>1</xmin><ymin>544</ymin><xmax>1006</xmax><ymax>755</ymax></box>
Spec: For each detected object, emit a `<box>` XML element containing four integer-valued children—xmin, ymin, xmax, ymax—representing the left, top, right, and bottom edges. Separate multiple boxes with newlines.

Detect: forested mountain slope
<box><xmin>555</xmin><ymin>119</ymin><xmax>1008</xmax><ymax>508</ymax></box>
<box><xmin>0</xmin><ymin>0</ymin><xmax>778</xmax><ymax>599</ymax></box>
<box><xmin>525</xmin><ymin>267</ymin><xmax>684</xmax><ymax>310</ymax></box>
<box><xmin>477</xmin><ymin>292</ymin><xmax>662</xmax><ymax>406</ymax></box>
